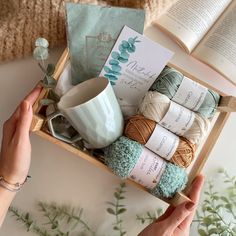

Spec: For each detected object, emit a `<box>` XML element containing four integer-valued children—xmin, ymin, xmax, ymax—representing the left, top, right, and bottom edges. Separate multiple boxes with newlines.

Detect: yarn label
<box><xmin>145</xmin><ymin>125</ymin><xmax>179</xmax><ymax>160</ymax></box>
<box><xmin>160</xmin><ymin>101</ymin><xmax>195</xmax><ymax>136</ymax></box>
<box><xmin>172</xmin><ymin>76</ymin><xmax>208</xmax><ymax>111</ymax></box>
<box><xmin>129</xmin><ymin>148</ymin><xmax>166</xmax><ymax>189</ymax></box>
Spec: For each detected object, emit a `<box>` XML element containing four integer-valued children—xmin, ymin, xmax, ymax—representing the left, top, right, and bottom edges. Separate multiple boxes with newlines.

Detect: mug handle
<box><xmin>47</xmin><ymin>111</ymin><xmax>82</xmax><ymax>144</ymax></box>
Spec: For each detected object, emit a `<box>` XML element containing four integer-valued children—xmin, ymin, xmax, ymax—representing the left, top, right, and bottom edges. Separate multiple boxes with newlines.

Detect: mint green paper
<box><xmin>66</xmin><ymin>3</ymin><xmax>145</xmax><ymax>85</ymax></box>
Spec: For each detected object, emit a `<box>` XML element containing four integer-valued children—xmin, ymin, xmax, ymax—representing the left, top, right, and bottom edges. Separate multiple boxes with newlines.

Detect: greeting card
<box><xmin>100</xmin><ymin>26</ymin><xmax>174</xmax><ymax>116</ymax></box>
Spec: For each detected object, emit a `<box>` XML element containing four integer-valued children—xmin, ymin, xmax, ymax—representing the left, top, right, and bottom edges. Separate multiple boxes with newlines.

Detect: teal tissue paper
<box><xmin>66</xmin><ymin>3</ymin><xmax>145</xmax><ymax>85</ymax></box>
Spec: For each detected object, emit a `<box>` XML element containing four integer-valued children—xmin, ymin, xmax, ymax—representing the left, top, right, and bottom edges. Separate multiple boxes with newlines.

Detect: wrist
<box><xmin>0</xmin><ymin>185</ymin><xmax>17</xmax><ymax>198</ymax></box>
<box><xmin>0</xmin><ymin>167</ymin><xmax>28</xmax><ymax>186</ymax></box>
<box><xmin>0</xmin><ymin>175</ymin><xmax>28</xmax><ymax>192</ymax></box>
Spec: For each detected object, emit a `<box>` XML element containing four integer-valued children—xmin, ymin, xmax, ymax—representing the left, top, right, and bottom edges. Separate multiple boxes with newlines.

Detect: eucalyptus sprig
<box><xmin>8</xmin><ymin>206</ymin><xmax>50</xmax><ymax>236</ymax></box>
<box><xmin>106</xmin><ymin>182</ymin><xmax>127</xmax><ymax>236</ymax></box>
<box><xmin>33</xmin><ymin>38</ymin><xmax>59</xmax><ymax>106</ymax></box>
<box><xmin>9</xmin><ymin>203</ymin><xmax>94</xmax><ymax>236</ymax></box>
<box><xmin>38</xmin><ymin>202</ymin><xmax>95</xmax><ymax>236</ymax></box>
<box><xmin>136</xmin><ymin>209</ymin><xmax>163</xmax><ymax>225</ymax></box>
<box><xmin>195</xmin><ymin>169</ymin><xmax>236</xmax><ymax>236</ymax></box>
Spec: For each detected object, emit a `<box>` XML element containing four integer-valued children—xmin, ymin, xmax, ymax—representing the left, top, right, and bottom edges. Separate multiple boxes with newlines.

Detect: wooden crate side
<box><xmin>218</xmin><ymin>96</ymin><xmax>236</xmax><ymax>112</ymax></box>
<box><xmin>30</xmin><ymin>115</ymin><xmax>45</xmax><ymax>132</ymax></box>
<box><xmin>184</xmin><ymin>112</ymin><xmax>230</xmax><ymax>195</ymax></box>
<box><xmin>34</xmin><ymin>130</ymin><xmax>191</xmax><ymax>206</ymax></box>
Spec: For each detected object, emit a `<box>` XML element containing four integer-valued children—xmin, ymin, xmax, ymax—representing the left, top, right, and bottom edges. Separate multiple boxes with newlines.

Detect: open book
<box><xmin>154</xmin><ymin>0</ymin><xmax>236</xmax><ymax>85</ymax></box>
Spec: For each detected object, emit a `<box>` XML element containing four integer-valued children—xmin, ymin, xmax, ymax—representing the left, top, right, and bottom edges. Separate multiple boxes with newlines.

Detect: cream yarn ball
<box><xmin>138</xmin><ymin>91</ymin><xmax>210</xmax><ymax>144</ymax></box>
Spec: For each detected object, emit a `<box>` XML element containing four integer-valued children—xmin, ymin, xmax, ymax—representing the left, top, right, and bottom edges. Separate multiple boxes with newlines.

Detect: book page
<box><xmin>155</xmin><ymin>0</ymin><xmax>231</xmax><ymax>53</ymax></box>
<box><xmin>193</xmin><ymin>1</ymin><xmax>236</xmax><ymax>85</ymax></box>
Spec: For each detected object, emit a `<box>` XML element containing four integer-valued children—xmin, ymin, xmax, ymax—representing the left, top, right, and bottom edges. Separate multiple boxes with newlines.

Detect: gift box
<box><xmin>30</xmin><ymin>46</ymin><xmax>236</xmax><ymax>206</ymax></box>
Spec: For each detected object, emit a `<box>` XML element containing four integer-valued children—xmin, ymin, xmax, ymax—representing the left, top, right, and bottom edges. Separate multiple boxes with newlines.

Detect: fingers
<box><xmin>14</xmin><ymin>101</ymin><xmax>33</xmax><ymax>139</ymax></box>
<box><xmin>163</xmin><ymin>202</ymin><xmax>194</xmax><ymax>230</ymax></box>
<box><xmin>179</xmin><ymin>174</ymin><xmax>205</xmax><ymax>229</ymax></box>
<box><xmin>155</xmin><ymin>205</ymin><xmax>175</xmax><ymax>223</ymax></box>
<box><xmin>10</xmin><ymin>84</ymin><xmax>42</xmax><ymax>121</ymax></box>
<box><xmin>24</xmin><ymin>84</ymin><xmax>42</xmax><ymax>106</ymax></box>
<box><xmin>188</xmin><ymin>174</ymin><xmax>205</xmax><ymax>203</ymax></box>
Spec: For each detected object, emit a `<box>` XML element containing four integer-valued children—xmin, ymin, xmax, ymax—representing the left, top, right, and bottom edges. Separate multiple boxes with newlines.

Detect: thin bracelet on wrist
<box><xmin>0</xmin><ymin>176</ymin><xmax>29</xmax><ymax>192</ymax></box>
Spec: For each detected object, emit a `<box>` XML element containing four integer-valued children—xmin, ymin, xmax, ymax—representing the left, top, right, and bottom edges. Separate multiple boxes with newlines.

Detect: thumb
<box><xmin>15</xmin><ymin>100</ymin><xmax>33</xmax><ymax>138</ymax></box>
<box><xmin>164</xmin><ymin>202</ymin><xmax>194</xmax><ymax>230</ymax></box>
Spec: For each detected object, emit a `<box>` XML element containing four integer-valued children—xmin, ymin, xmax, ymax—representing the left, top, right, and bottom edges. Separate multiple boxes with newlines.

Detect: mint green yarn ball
<box><xmin>104</xmin><ymin>136</ymin><xmax>187</xmax><ymax>198</ymax></box>
<box><xmin>151</xmin><ymin>66</ymin><xmax>221</xmax><ymax>118</ymax></box>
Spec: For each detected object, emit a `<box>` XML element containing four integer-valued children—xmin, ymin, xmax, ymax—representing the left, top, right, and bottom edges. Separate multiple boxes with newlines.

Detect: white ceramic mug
<box><xmin>47</xmin><ymin>77</ymin><xmax>124</xmax><ymax>148</ymax></box>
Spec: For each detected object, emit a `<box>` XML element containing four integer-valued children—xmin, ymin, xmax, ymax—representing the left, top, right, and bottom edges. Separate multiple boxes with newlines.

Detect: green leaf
<box><xmin>221</xmin><ymin>196</ymin><xmax>229</xmax><ymax>203</ymax></box>
<box><xmin>44</xmin><ymin>75</ymin><xmax>57</xmax><ymax>87</ymax></box>
<box><xmin>208</xmin><ymin>228</ymin><xmax>219</xmax><ymax>234</ymax></box>
<box><xmin>35</xmin><ymin>38</ymin><xmax>49</xmax><ymax>48</ymax></box>
<box><xmin>198</xmin><ymin>229</ymin><xmax>208</xmax><ymax>236</ymax></box>
<box><xmin>117</xmin><ymin>208</ymin><xmax>126</xmax><ymax>215</ymax></box>
<box><xmin>225</xmin><ymin>203</ymin><xmax>233</xmax><ymax>210</ymax></box>
<box><xmin>106</xmin><ymin>202</ymin><xmax>116</xmax><ymax>207</ymax></box>
<box><xmin>25</xmin><ymin>213</ymin><xmax>29</xmax><ymax>220</ymax></box>
<box><xmin>203</xmin><ymin>217</ymin><xmax>212</xmax><ymax>226</ymax></box>
<box><xmin>40</xmin><ymin>98</ymin><xmax>55</xmax><ymax>106</ymax></box>
<box><xmin>47</xmin><ymin>64</ymin><xmax>55</xmax><ymax>76</ymax></box>
<box><xmin>48</xmin><ymin>90</ymin><xmax>60</xmax><ymax>102</ymax></box>
<box><xmin>114</xmin><ymin>192</ymin><xmax>120</xmax><ymax>199</ymax></box>
<box><xmin>232</xmin><ymin>226</ymin><xmax>236</xmax><ymax>232</ymax></box>
<box><xmin>107</xmin><ymin>208</ymin><xmax>115</xmax><ymax>215</ymax></box>
<box><xmin>221</xmin><ymin>231</ymin><xmax>228</xmax><ymax>236</ymax></box>
<box><xmin>33</xmin><ymin>46</ymin><xmax>48</xmax><ymax>61</ymax></box>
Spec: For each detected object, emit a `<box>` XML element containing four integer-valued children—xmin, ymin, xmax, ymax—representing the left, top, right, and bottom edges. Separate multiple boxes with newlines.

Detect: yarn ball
<box><xmin>104</xmin><ymin>136</ymin><xmax>187</xmax><ymax>198</ymax></box>
<box><xmin>151</xmin><ymin>66</ymin><xmax>221</xmax><ymax>118</ymax></box>
<box><xmin>138</xmin><ymin>91</ymin><xmax>210</xmax><ymax>144</ymax></box>
<box><xmin>124</xmin><ymin>115</ymin><xmax>196</xmax><ymax>168</ymax></box>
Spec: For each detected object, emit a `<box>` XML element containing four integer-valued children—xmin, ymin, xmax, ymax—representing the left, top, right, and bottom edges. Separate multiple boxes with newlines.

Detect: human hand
<box><xmin>138</xmin><ymin>175</ymin><xmax>204</xmax><ymax>236</ymax></box>
<box><xmin>0</xmin><ymin>85</ymin><xmax>42</xmax><ymax>185</ymax></box>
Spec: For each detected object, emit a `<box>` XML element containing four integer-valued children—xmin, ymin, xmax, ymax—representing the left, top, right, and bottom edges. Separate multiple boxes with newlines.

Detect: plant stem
<box><xmin>208</xmin><ymin>183</ymin><xmax>234</xmax><ymax>235</ymax></box>
<box><xmin>9</xmin><ymin>207</ymin><xmax>51</xmax><ymax>236</ymax></box>
<box><xmin>40</xmin><ymin>203</ymin><xmax>95</xmax><ymax>236</ymax></box>
<box><xmin>38</xmin><ymin>203</ymin><xmax>66</xmax><ymax>236</ymax></box>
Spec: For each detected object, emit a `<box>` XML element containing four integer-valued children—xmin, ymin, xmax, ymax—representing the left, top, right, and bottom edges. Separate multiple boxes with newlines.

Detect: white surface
<box><xmin>0</xmin><ymin>48</ymin><xmax>236</xmax><ymax>236</ymax></box>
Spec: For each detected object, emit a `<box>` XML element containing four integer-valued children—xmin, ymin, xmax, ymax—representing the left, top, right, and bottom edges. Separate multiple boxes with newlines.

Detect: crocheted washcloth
<box><xmin>104</xmin><ymin>136</ymin><xmax>187</xmax><ymax>198</ymax></box>
<box><xmin>0</xmin><ymin>0</ymin><xmax>175</xmax><ymax>63</ymax></box>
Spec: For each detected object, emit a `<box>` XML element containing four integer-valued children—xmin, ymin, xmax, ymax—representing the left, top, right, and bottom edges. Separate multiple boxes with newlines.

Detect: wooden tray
<box><xmin>30</xmin><ymin>48</ymin><xmax>236</xmax><ymax>206</ymax></box>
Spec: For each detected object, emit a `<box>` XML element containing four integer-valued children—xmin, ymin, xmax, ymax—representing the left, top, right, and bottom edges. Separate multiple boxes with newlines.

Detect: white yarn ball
<box><xmin>138</xmin><ymin>91</ymin><xmax>210</xmax><ymax>144</ymax></box>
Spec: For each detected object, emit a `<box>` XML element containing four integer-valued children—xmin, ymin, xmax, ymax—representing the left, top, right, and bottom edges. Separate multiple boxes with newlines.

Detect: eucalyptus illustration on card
<box><xmin>100</xmin><ymin>26</ymin><xmax>174</xmax><ymax>116</ymax></box>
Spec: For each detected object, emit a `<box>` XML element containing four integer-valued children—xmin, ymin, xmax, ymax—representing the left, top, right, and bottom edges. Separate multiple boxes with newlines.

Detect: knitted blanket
<box><xmin>0</xmin><ymin>0</ymin><xmax>174</xmax><ymax>63</ymax></box>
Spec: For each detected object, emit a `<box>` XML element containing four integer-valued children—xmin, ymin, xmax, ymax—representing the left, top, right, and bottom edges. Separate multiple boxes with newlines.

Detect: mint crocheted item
<box><xmin>104</xmin><ymin>136</ymin><xmax>142</xmax><ymax>179</ymax></box>
<box><xmin>104</xmin><ymin>136</ymin><xmax>187</xmax><ymax>198</ymax></box>
<box><xmin>150</xmin><ymin>163</ymin><xmax>187</xmax><ymax>198</ymax></box>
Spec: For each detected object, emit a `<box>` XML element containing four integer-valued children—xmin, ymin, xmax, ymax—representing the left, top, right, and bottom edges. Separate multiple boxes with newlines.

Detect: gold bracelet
<box><xmin>0</xmin><ymin>176</ymin><xmax>29</xmax><ymax>192</ymax></box>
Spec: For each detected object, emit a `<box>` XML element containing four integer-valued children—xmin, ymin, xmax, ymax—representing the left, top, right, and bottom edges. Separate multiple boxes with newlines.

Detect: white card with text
<box><xmin>100</xmin><ymin>26</ymin><xmax>174</xmax><ymax>116</ymax></box>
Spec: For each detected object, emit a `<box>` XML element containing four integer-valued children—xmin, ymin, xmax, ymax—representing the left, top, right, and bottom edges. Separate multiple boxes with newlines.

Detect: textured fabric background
<box><xmin>0</xmin><ymin>0</ymin><xmax>175</xmax><ymax>63</ymax></box>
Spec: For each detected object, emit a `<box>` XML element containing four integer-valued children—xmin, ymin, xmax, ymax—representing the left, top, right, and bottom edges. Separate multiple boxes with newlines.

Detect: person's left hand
<box><xmin>0</xmin><ymin>85</ymin><xmax>42</xmax><ymax>185</ymax></box>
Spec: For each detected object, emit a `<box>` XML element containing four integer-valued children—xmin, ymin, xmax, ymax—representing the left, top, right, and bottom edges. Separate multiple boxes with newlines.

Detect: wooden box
<box><xmin>31</xmin><ymin>48</ymin><xmax>236</xmax><ymax>206</ymax></box>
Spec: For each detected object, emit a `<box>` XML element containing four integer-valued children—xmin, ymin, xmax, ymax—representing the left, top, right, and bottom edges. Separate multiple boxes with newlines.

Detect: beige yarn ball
<box><xmin>138</xmin><ymin>91</ymin><xmax>210</xmax><ymax>144</ymax></box>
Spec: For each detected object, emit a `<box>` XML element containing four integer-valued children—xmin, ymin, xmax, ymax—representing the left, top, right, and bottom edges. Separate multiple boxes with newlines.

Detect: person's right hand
<box><xmin>138</xmin><ymin>174</ymin><xmax>204</xmax><ymax>236</ymax></box>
